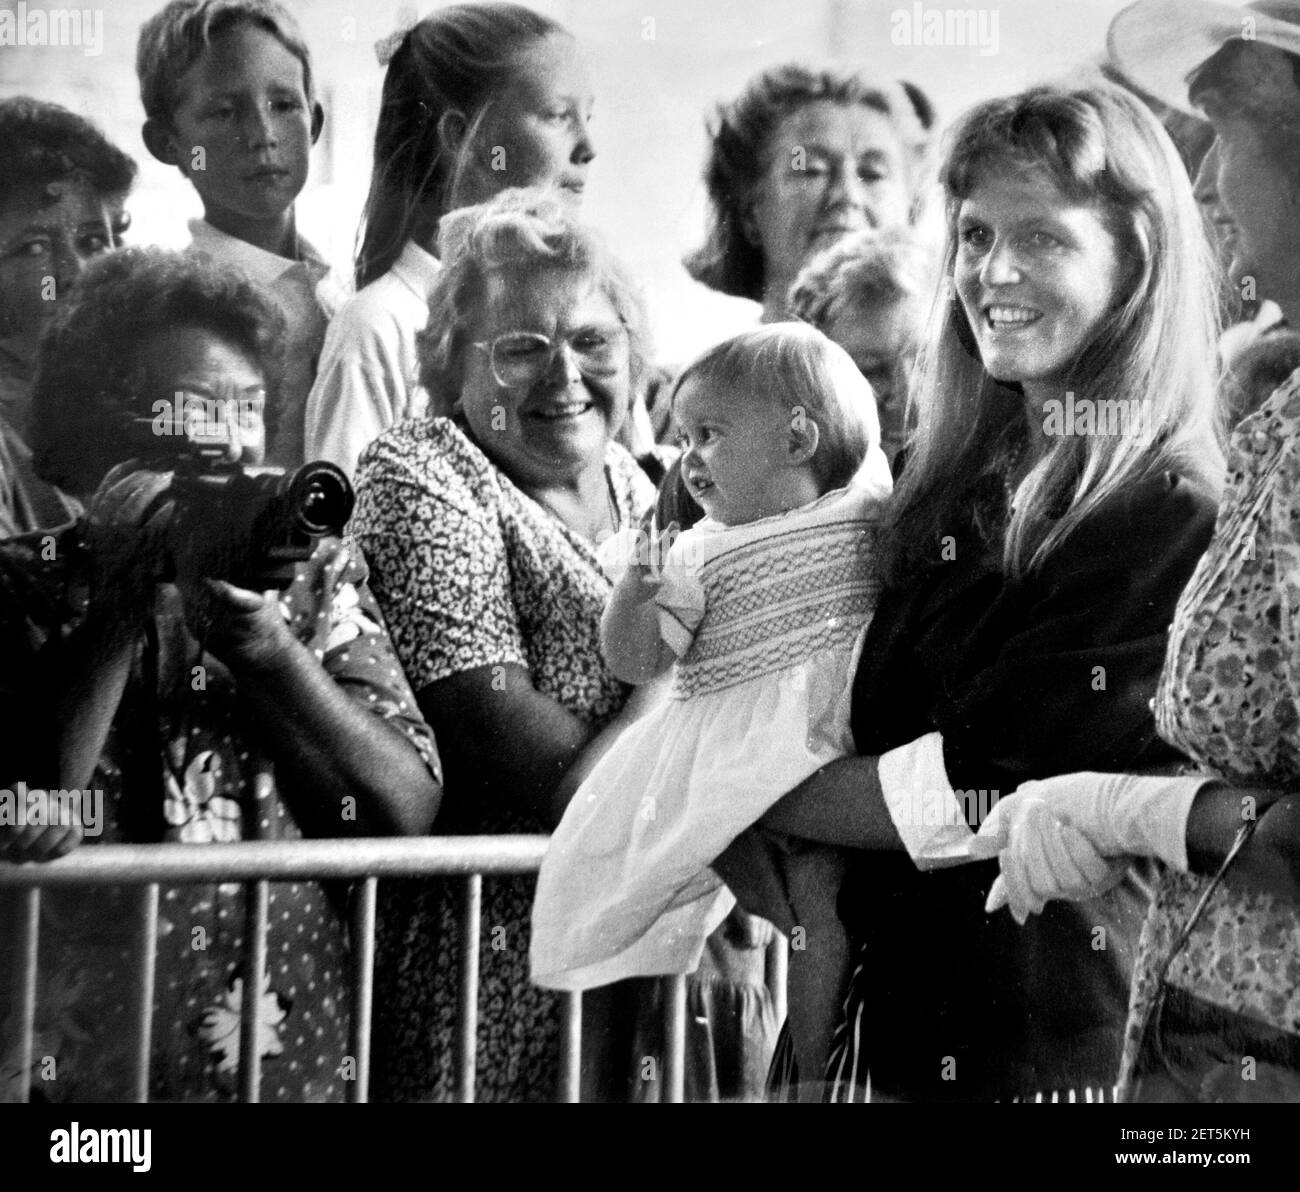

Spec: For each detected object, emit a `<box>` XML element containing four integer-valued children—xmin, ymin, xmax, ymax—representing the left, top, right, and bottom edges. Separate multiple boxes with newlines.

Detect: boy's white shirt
<box><xmin>186</xmin><ymin>218</ymin><xmax>347</xmax><ymax>314</ymax></box>
<box><xmin>186</xmin><ymin>219</ymin><xmax>348</xmax><ymax>467</ymax></box>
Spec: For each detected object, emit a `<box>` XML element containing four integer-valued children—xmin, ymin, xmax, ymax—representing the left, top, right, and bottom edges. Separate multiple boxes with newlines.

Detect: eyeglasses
<box><xmin>472</xmin><ymin>327</ymin><xmax>627</xmax><ymax>390</ymax></box>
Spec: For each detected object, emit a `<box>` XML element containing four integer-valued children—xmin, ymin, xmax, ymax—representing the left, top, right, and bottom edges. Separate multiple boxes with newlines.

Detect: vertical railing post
<box><xmin>238</xmin><ymin>880</ymin><xmax>270</xmax><ymax>1103</ymax></box>
<box><xmin>662</xmin><ymin>974</ymin><xmax>687</xmax><ymax>1103</ymax></box>
<box><xmin>130</xmin><ymin>884</ymin><xmax>159</xmax><ymax>1103</ymax></box>
<box><xmin>454</xmin><ymin>873</ymin><xmax>482</xmax><ymax>1103</ymax></box>
<box><xmin>558</xmin><ymin>991</ymin><xmax>582</xmax><ymax>1103</ymax></box>
<box><xmin>348</xmin><ymin>877</ymin><xmax>378</xmax><ymax>1104</ymax></box>
<box><xmin>15</xmin><ymin>888</ymin><xmax>39</xmax><ymax>1105</ymax></box>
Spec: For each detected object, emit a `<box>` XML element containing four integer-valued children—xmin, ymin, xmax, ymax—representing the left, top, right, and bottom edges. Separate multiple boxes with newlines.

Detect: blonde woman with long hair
<box><xmin>716</xmin><ymin>81</ymin><xmax>1225</xmax><ymax>1102</ymax></box>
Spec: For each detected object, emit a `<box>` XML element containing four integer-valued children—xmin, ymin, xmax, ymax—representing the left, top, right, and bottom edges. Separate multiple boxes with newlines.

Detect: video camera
<box><xmin>127</xmin><ymin>418</ymin><xmax>354</xmax><ymax>590</ymax></box>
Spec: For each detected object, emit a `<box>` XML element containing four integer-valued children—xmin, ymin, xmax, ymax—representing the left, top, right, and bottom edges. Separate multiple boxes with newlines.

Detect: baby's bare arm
<box><xmin>600</xmin><ymin>564</ymin><xmax>676</xmax><ymax>685</ymax></box>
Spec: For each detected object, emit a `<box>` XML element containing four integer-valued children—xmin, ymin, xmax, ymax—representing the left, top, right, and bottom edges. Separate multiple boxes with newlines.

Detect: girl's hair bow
<box><xmin>375</xmin><ymin>8</ymin><xmax>419</xmax><ymax>67</ymax></box>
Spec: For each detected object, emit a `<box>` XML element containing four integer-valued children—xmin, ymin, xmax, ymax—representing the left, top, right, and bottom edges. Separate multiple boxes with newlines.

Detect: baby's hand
<box><xmin>631</xmin><ymin>513</ymin><xmax>679</xmax><ymax>589</ymax></box>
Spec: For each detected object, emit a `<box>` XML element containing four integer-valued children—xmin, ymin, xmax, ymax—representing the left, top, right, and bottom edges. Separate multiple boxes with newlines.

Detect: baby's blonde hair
<box><xmin>671</xmin><ymin>322</ymin><xmax>880</xmax><ymax>493</ymax></box>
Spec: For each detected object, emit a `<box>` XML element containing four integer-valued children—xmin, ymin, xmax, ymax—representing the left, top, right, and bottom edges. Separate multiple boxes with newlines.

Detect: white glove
<box><xmin>970</xmin><ymin>772</ymin><xmax>1212</xmax><ymax>923</ymax></box>
<box><xmin>970</xmin><ymin>794</ymin><xmax>1128</xmax><ymax>922</ymax></box>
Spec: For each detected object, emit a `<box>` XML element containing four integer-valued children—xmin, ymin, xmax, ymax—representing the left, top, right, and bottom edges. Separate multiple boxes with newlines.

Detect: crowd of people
<box><xmin>1</xmin><ymin>0</ymin><xmax>1298</xmax><ymax>1104</ymax></box>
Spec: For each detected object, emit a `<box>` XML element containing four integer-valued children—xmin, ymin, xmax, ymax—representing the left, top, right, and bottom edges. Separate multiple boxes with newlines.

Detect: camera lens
<box><xmin>289</xmin><ymin>462</ymin><xmax>354</xmax><ymax>536</ymax></box>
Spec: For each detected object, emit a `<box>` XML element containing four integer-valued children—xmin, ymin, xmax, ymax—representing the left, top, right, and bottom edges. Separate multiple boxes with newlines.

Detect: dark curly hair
<box><xmin>684</xmin><ymin>65</ymin><xmax>934</xmax><ymax>302</ymax></box>
<box><xmin>0</xmin><ymin>97</ymin><xmax>137</xmax><ymax>210</ymax></box>
<box><xmin>30</xmin><ymin>247</ymin><xmax>284</xmax><ymax>493</ymax></box>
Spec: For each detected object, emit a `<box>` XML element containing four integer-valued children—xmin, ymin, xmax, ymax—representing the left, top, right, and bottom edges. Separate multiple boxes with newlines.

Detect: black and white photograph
<box><xmin>0</xmin><ymin>0</ymin><xmax>1297</xmax><ymax>1160</ymax></box>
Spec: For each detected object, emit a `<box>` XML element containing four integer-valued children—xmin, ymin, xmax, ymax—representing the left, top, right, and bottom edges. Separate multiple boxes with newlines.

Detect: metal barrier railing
<box><xmin>0</xmin><ymin>836</ymin><xmax>750</xmax><ymax>1104</ymax></box>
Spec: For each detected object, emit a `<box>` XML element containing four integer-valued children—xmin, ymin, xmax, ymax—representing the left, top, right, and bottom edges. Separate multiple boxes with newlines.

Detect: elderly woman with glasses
<box><xmin>350</xmin><ymin>188</ymin><xmax>665</xmax><ymax>1102</ymax></box>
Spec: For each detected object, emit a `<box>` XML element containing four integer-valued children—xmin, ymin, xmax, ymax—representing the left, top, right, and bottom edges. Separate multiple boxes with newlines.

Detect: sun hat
<box><xmin>1108</xmin><ymin>0</ymin><xmax>1300</xmax><ymax>113</ymax></box>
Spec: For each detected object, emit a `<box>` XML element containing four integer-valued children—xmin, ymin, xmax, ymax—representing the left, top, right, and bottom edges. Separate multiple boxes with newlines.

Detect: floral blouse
<box><xmin>352</xmin><ymin>417</ymin><xmax>654</xmax><ymax>831</ymax></box>
<box><xmin>351</xmin><ymin>416</ymin><xmax>654</xmax><ymax>1102</ymax></box>
<box><xmin>0</xmin><ymin>527</ymin><xmax>439</xmax><ymax>1103</ymax></box>
<box><xmin>1121</xmin><ymin>371</ymin><xmax>1300</xmax><ymax>1093</ymax></box>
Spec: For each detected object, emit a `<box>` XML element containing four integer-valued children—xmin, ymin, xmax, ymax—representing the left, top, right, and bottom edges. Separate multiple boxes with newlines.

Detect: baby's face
<box><xmin>673</xmin><ymin>378</ymin><xmax>794</xmax><ymax>526</ymax></box>
<box><xmin>160</xmin><ymin>22</ymin><xmax>316</xmax><ymax>230</ymax></box>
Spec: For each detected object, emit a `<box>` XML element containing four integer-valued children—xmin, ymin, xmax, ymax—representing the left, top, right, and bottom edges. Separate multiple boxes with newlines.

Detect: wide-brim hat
<box><xmin>1108</xmin><ymin>0</ymin><xmax>1300</xmax><ymax>114</ymax></box>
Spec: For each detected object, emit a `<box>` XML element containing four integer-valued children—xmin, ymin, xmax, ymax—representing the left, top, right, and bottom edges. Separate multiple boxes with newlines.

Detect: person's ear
<box><xmin>142</xmin><ymin>118</ymin><xmax>182</xmax><ymax>168</ymax></box>
<box><xmin>309</xmin><ymin>101</ymin><xmax>325</xmax><ymax>145</ymax></box>
<box><xmin>788</xmin><ymin>410</ymin><xmax>820</xmax><ymax>464</ymax></box>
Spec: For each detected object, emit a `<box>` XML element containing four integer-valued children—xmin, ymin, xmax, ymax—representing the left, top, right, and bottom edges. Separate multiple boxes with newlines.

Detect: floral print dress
<box><xmin>351</xmin><ymin>417</ymin><xmax>654</xmax><ymax>1102</ymax></box>
<box><xmin>1123</xmin><ymin>372</ymin><xmax>1300</xmax><ymax>1100</ymax></box>
<box><xmin>0</xmin><ymin>528</ymin><xmax>440</xmax><ymax>1103</ymax></box>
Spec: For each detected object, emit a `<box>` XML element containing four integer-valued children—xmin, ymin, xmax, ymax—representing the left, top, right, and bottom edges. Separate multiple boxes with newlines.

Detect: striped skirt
<box><xmin>767</xmin><ymin>953</ymin><xmax>1120</xmax><ymax>1103</ymax></box>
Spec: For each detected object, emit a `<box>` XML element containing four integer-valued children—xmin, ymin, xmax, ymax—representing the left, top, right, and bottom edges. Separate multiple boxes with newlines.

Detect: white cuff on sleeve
<box><xmin>879</xmin><ymin>732</ymin><xmax>988</xmax><ymax>870</ymax></box>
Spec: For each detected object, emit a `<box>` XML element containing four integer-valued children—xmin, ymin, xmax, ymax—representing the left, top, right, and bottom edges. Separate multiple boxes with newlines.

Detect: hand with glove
<box><xmin>969</xmin><ymin>772</ymin><xmax>1218</xmax><ymax>924</ymax></box>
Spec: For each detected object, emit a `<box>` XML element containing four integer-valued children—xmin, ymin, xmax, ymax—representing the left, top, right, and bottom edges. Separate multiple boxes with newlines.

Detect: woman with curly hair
<box><xmin>685</xmin><ymin>64</ymin><xmax>934</xmax><ymax>324</ymax></box>
<box><xmin>0</xmin><ymin>247</ymin><xmax>441</xmax><ymax>1103</ymax></box>
<box><xmin>0</xmin><ymin>96</ymin><xmax>137</xmax><ymax>537</ymax></box>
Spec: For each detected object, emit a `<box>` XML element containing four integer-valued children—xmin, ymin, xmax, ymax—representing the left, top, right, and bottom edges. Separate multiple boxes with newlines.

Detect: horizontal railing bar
<box><xmin>0</xmin><ymin>836</ymin><xmax>550</xmax><ymax>886</ymax></box>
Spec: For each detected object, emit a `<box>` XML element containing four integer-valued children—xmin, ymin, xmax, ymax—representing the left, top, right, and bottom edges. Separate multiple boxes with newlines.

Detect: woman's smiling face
<box><xmin>457</xmin><ymin>264</ymin><xmax>630</xmax><ymax>487</ymax></box>
<box><xmin>954</xmin><ymin>167</ymin><xmax>1131</xmax><ymax>402</ymax></box>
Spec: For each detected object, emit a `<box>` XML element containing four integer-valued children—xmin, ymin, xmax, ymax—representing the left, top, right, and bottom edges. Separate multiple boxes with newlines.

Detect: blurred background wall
<box><xmin>0</xmin><ymin>0</ymin><xmax>1208</xmax><ymax>359</ymax></box>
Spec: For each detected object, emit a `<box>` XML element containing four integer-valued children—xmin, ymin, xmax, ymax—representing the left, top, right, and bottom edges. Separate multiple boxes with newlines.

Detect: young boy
<box><xmin>0</xmin><ymin>97</ymin><xmax>136</xmax><ymax>537</ymax></box>
<box><xmin>136</xmin><ymin>0</ymin><xmax>342</xmax><ymax>468</ymax></box>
